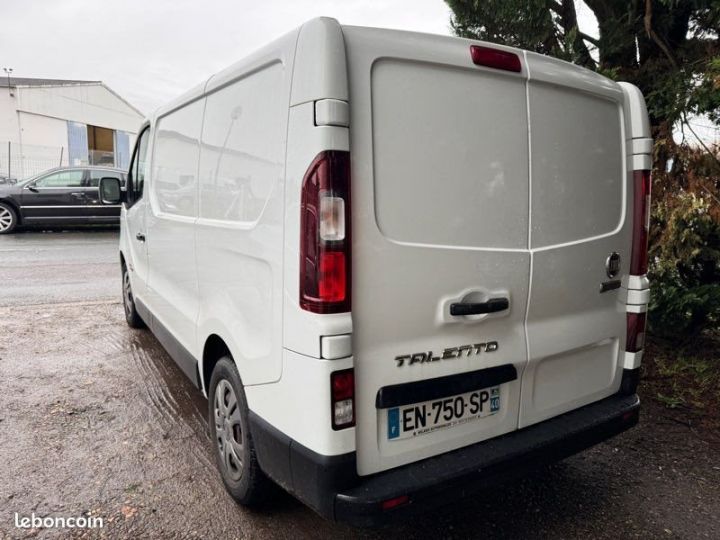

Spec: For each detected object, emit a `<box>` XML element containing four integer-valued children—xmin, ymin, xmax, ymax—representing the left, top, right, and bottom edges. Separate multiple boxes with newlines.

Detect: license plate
<box><xmin>387</xmin><ymin>386</ymin><xmax>500</xmax><ymax>440</ymax></box>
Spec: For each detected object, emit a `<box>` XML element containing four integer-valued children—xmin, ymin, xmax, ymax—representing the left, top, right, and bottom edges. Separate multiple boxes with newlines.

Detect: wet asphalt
<box><xmin>0</xmin><ymin>230</ymin><xmax>120</xmax><ymax>306</ymax></box>
<box><xmin>0</xmin><ymin>230</ymin><xmax>718</xmax><ymax>539</ymax></box>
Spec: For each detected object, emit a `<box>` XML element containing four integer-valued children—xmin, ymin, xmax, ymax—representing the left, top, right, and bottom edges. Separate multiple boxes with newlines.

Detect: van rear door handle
<box><xmin>136</xmin><ymin>232</ymin><xmax>146</xmax><ymax>242</ymax></box>
<box><xmin>450</xmin><ymin>298</ymin><xmax>509</xmax><ymax>316</ymax></box>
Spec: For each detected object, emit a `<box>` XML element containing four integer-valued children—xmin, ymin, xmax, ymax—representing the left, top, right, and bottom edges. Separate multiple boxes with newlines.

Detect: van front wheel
<box><xmin>209</xmin><ymin>356</ymin><xmax>272</xmax><ymax>506</ymax></box>
<box><xmin>122</xmin><ymin>264</ymin><xmax>145</xmax><ymax>328</ymax></box>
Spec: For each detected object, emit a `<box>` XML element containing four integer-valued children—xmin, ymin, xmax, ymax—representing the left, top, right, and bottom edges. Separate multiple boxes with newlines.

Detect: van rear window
<box><xmin>371</xmin><ymin>60</ymin><xmax>529</xmax><ymax>250</ymax></box>
<box><xmin>529</xmin><ymin>84</ymin><xmax>623</xmax><ymax>248</ymax></box>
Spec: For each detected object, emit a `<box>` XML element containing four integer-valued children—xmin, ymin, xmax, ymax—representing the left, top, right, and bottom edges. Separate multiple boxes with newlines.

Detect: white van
<box><xmin>100</xmin><ymin>17</ymin><xmax>652</xmax><ymax>526</ymax></box>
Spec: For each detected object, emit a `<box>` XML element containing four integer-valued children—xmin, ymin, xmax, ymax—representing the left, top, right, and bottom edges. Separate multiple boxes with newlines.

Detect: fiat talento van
<box><xmin>99</xmin><ymin>17</ymin><xmax>652</xmax><ymax>525</ymax></box>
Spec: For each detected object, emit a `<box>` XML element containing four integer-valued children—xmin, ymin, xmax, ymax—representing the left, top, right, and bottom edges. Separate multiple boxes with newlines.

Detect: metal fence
<box><xmin>0</xmin><ymin>141</ymin><xmax>69</xmax><ymax>183</ymax></box>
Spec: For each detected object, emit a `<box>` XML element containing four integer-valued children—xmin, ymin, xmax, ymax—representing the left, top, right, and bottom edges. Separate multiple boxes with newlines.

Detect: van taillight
<box><xmin>331</xmin><ymin>369</ymin><xmax>355</xmax><ymax>430</ymax></box>
<box><xmin>626</xmin><ymin>312</ymin><xmax>647</xmax><ymax>353</ymax></box>
<box><xmin>300</xmin><ymin>151</ymin><xmax>351</xmax><ymax>313</ymax></box>
<box><xmin>630</xmin><ymin>170</ymin><xmax>651</xmax><ymax>275</ymax></box>
<box><xmin>470</xmin><ymin>45</ymin><xmax>522</xmax><ymax>73</ymax></box>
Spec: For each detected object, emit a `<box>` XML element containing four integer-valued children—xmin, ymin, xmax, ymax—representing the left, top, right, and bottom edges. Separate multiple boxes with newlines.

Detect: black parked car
<box><xmin>0</xmin><ymin>166</ymin><xmax>127</xmax><ymax>234</ymax></box>
<box><xmin>0</xmin><ymin>175</ymin><xmax>18</xmax><ymax>185</ymax></box>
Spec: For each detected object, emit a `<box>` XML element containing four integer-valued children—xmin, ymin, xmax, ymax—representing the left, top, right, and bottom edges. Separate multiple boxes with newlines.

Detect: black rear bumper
<box><xmin>250</xmin><ymin>391</ymin><xmax>640</xmax><ymax>527</ymax></box>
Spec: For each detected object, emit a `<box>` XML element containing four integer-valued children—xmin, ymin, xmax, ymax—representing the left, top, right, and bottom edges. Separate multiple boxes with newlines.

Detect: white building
<box><xmin>0</xmin><ymin>77</ymin><xmax>144</xmax><ymax>179</ymax></box>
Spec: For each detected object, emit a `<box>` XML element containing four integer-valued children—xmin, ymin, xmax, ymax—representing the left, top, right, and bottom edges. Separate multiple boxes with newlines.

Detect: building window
<box><xmin>87</xmin><ymin>125</ymin><xmax>115</xmax><ymax>166</ymax></box>
<box><xmin>115</xmin><ymin>131</ymin><xmax>131</xmax><ymax>170</ymax></box>
<box><xmin>67</xmin><ymin>121</ymin><xmax>89</xmax><ymax>166</ymax></box>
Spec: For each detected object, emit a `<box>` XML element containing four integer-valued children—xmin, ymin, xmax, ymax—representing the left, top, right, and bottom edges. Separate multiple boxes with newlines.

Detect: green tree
<box><xmin>446</xmin><ymin>0</ymin><xmax>719</xmax><ymax>153</ymax></box>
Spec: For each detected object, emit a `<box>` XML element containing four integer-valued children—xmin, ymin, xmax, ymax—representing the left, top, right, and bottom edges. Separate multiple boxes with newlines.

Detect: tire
<box><xmin>209</xmin><ymin>356</ymin><xmax>272</xmax><ymax>506</ymax></box>
<box><xmin>121</xmin><ymin>263</ymin><xmax>145</xmax><ymax>329</ymax></box>
<box><xmin>0</xmin><ymin>202</ymin><xmax>18</xmax><ymax>234</ymax></box>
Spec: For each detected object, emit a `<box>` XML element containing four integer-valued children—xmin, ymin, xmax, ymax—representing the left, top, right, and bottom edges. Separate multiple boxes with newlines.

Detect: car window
<box><xmin>34</xmin><ymin>170</ymin><xmax>84</xmax><ymax>188</ymax></box>
<box><xmin>128</xmin><ymin>128</ymin><xmax>150</xmax><ymax>205</ymax></box>
<box><xmin>87</xmin><ymin>170</ymin><xmax>122</xmax><ymax>188</ymax></box>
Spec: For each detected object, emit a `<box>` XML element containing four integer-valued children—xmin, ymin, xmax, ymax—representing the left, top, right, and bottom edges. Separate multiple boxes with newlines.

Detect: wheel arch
<box><xmin>198</xmin><ymin>315</ymin><xmax>279</xmax><ymax>396</ymax></box>
<box><xmin>202</xmin><ymin>334</ymin><xmax>233</xmax><ymax>396</ymax></box>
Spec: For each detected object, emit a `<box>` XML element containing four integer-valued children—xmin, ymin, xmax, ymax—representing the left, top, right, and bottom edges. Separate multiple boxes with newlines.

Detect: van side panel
<box><xmin>195</xmin><ymin>36</ymin><xmax>297</xmax><ymax>388</ymax></box>
<box><xmin>145</xmin><ymin>99</ymin><xmax>205</xmax><ymax>364</ymax></box>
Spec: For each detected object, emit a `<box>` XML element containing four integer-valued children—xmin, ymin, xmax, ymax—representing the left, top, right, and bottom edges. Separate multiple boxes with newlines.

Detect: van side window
<box><xmin>128</xmin><ymin>128</ymin><xmax>150</xmax><ymax>206</ymax></box>
<box><xmin>153</xmin><ymin>101</ymin><xmax>204</xmax><ymax>217</ymax></box>
<box><xmin>198</xmin><ymin>63</ymin><xmax>284</xmax><ymax>223</ymax></box>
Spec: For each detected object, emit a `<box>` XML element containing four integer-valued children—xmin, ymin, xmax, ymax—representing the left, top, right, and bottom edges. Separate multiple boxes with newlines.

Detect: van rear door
<box><xmin>343</xmin><ymin>27</ymin><xmax>531</xmax><ymax>476</ymax></box>
<box><xmin>519</xmin><ymin>53</ymin><xmax>629</xmax><ymax>427</ymax></box>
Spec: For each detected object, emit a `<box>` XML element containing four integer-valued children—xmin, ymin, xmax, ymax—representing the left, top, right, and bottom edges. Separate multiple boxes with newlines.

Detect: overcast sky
<box><xmin>2</xmin><ymin>0</ymin><xmax>600</xmax><ymax>115</ymax></box>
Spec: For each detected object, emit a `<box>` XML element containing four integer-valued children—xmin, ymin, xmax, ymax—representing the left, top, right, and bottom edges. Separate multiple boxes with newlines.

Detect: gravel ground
<box><xmin>0</xmin><ymin>231</ymin><xmax>718</xmax><ymax>539</ymax></box>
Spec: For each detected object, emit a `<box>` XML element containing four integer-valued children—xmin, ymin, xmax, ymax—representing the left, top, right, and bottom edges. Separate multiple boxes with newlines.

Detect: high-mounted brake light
<box><xmin>331</xmin><ymin>369</ymin><xmax>355</xmax><ymax>430</ymax></box>
<box><xmin>626</xmin><ymin>311</ymin><xmax>647</xmax><ymax>353</ymax></box>
<box><xmin>630</xmin><ymin>170</ymin><xmax>651</xmax><ymax>275</ymax></box>
<box><xmin>300</xmin><ymin>151</ymin><xmax>351</xmax><ymax>313</ymax></box>
<box><xmin>470</xmin><ymin>45</ymin><xmax>522</xmax><ymax>73</ymax></box>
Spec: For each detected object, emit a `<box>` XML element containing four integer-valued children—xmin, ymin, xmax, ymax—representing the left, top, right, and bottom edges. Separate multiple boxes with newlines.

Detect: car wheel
<box><xmin>122</xmin><ymin>263</ymin><xmax>145</xmax><ymax>328</ymax></box>
<box><xmin>209</xmin><ymin>356</ymin><xmax>272</xmax><ymax>506</ymax></box>
<box><xmin>0</xmin><ymin>202</ymin><xmax>18</xmax><ymax>234</ymax></box>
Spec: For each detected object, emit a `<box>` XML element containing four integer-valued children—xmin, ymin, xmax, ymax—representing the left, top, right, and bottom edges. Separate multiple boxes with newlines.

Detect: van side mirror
<box><xmin>99</xmin><ymin>177</ymin><xmax>125</xmax><ymax>205</ymax></box>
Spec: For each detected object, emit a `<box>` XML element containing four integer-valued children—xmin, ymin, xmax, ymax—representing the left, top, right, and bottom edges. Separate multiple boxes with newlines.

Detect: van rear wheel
<box><xmin>209</xmin><ymin>356</ymin><xmax>272</xmax><ymax>506</ymax></box>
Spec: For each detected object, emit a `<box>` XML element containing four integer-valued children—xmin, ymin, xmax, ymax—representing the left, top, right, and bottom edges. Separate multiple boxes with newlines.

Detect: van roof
<box><xmin>150</xmin><ymin>23</ymin><xmax>302</xmax><ymax>121</ymax></box>
<box><xmin>147</xmin><ymin>17</ymin><xmax>622</xmax><ymax>123</ymax></box>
